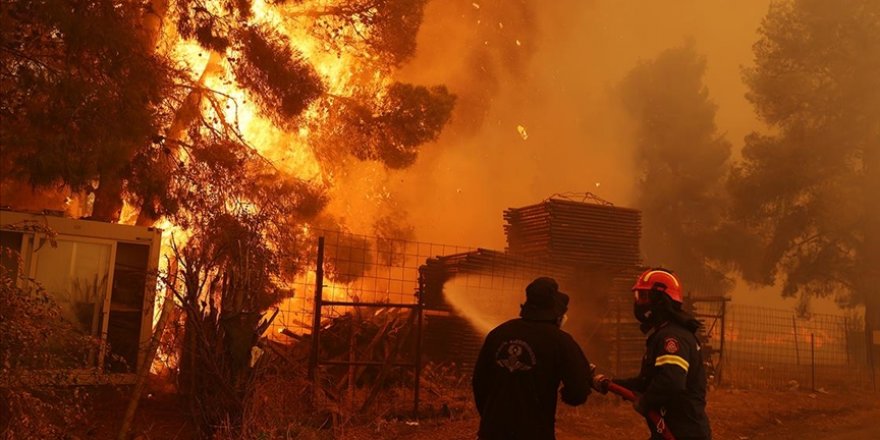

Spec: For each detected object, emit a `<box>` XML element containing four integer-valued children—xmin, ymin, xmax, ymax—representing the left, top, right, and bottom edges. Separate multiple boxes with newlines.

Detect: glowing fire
<box><xmin>147</xmin><ymin>0</ymin><xmax>399</xmax><ymax>341</ymax></box>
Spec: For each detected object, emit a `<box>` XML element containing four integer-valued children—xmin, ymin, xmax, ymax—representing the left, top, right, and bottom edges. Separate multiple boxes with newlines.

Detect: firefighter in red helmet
<box><xmin>595</xmin><ymin>268</ymin><xmax>712</xmax><ymax>440</ymax></box>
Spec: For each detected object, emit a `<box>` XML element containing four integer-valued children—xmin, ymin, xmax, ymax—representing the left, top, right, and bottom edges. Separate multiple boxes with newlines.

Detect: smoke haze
<box><xmin>391</xmin><ymin>0</ymin><xmax>769</xmax><ymax>248</ymax></box>
<box><xmin>385</xmin><ymin>0</ymin><xmax>851</xmax><ymax>313</ymax></box>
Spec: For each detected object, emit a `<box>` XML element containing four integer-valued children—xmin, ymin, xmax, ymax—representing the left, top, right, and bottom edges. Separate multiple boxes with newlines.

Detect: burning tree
<box><xmin>286</xmin><ymin>0</ymin><xmax>429</xmax><ymax>67</ymax></box>
<box><xmin>619</xmin><ymin>43</ymin><xmax>734</xmax><ymax>296</ymax></box>
<box><xmin>1</xmin><ymin>0</ymin><xmax>454</xmax><ymax>224</ymax></box>
<box><xmin>0</xmin><ymin>0</ymin><xmax>180</xmax><ymax>220</ymax></box>
<box><xmin>2</xmin><ymin>0</ymin><xmax>454</xmax><ymax>435</ymax></box>
<box><xmin>726</xmin><ymin>0</ymin><xmax>880</xmax><ymax>318</ymax></box>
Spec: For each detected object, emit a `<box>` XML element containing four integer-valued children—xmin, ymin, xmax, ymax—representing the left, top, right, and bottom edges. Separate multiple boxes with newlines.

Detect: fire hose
<box><xmin>593</xmin><ymin>379</ymin><xmax>675</xmax><ymax>440</ymax></box>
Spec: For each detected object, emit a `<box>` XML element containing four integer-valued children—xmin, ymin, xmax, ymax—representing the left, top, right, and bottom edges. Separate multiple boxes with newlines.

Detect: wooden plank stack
<box><xmin>420</xmin><ymin>197</ymin><xmax>646</xmax><ymax>373</ymax></box>
<box><xmin>600</xmin><ymin>266</ymin><xmax>648</xmax><ymax>377</ymax></box>
<box><xmin>503</xmin><ymin>198</ymin><xmax>641</xmax><ymax>268</ymax></box>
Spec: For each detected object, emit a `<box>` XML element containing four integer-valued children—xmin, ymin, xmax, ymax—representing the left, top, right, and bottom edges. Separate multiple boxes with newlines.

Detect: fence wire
<box><xmin>268</xmin><ymin>230</ymin><xmax>876</xmax><ymax>393</ymax></box>
<box><xmin>271</xmin><ymin>230</ymin><xmax>473</xmax><ymax>339</ymax></box>
<box><xmin>699</xmin><ymin>304</ymin><xmax>873</xmax><ymax>389</ymax></box>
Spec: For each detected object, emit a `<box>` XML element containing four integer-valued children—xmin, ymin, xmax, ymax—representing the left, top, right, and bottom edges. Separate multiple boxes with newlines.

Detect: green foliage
<box><xmin>729</xmin><ymin>0</ymin><xmax>880</xmax><ymax>308</ymax></box>
<box><xmin>619</xmin><ymin>43</ymin><xmax>733</xmax><ymax>295</ymax></box>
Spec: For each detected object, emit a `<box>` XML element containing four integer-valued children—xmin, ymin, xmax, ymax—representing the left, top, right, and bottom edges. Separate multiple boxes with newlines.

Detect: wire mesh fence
<box><xmin>269</xmin><ymin>229</ymin><xmax>648</xmax><ymax>384</ymax></box>
<box><xmin>269</xmin><ymin>230</ymin><xmax>876</xmax><ymax>397</ymax></box>
<box><xmin>266</xmin><ymin>230</ymin><xmax>478</xmax><ymax>417</ymax></box>
<box><xmin>271</xmin><ymin>229</ymin><xmax>474</xmax><ymax>339</ymax></box>
<box><xmin>696</xmin><ymin>303</ymin><xmax>874</xmax><ymax>390</ymax></box>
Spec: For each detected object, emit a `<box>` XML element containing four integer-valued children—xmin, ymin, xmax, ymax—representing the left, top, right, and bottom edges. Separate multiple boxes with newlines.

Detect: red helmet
<box><xmin>633</xmin><ymin>268</ymin><xmax>683</xmax><ymax>303</ymax></box>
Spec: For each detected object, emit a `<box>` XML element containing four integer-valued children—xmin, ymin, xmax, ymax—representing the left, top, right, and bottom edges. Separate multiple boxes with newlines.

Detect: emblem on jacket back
<box><xmin>495</xmin><ymin>339</ymin><xmax>537</xmax><ymax>372</ymax></box>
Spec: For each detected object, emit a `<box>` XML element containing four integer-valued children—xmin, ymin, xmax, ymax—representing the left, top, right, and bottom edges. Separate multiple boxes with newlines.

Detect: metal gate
<box><xmin>305</xmin><ymin>235</ymin><xmax>426</xmax><ymax>418</ymax></box>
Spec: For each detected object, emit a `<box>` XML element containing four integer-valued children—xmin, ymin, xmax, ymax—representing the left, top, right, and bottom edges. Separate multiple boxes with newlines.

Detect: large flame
<box><xmin>148</xmin><ymin>1</ymin><xmax>399</xmax><ymax>343</ymax></box>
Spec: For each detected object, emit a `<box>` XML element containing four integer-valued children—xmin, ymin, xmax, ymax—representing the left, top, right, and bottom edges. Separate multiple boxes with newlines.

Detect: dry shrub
<box><xmin>214</xmin><ymin>355</ymin><xmax>423</xmax><ymax>440</ymax></box>
<box><xmin>417</xmin><ymin>362</ymin><xmax>474</xmax><ymax>420</ymax></box>
<box><xmin>214</xmin><ymin>308</ymin><xmax>433</xmax><ymax>439</ymax></box>
<box><xmin>0</xmin><ymin>266</ymin><xmax>97</xmax><ymax>439</ymax></box>
<box><xmin>214</xmin><ymin>361</ymin><xmax>326</xmax><ymax>440</ymax></box>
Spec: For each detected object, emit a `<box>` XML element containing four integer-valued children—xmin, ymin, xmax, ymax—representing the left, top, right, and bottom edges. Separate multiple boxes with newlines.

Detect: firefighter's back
<box><xmin>473</xmin><ymin>318</ymin><xmax>589</xmax><ymax>440</ymax></box>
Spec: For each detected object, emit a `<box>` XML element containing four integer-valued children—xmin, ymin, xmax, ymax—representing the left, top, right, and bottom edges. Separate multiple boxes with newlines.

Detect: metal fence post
<box><xmin>308</xmin><ymin>236</ymin><xmax>325</xmax><ymax>386</ymax></box>
<box><xmin>718</xmin><ymin>300</ymin><xmax>726</xmax><ymax>385</ymax></box>
<box><xmin>811</xmin><ymin>333</ymin><xmax>816</xmax><ymax>392</ymax></box>
<box><xmin>413</xmin><ymin>277</ymin><xmax>425</xmax><ymax>419</ymax></box>
<box><xmin>615</xmin><ymin>293</ymin><xmax>622</xmax><ymax>376</ymax></box>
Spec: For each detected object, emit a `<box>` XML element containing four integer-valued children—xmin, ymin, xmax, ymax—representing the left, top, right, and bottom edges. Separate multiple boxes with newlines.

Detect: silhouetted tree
<box><xmin>0</xmin><ymin>0</ymin><xmax>178</xmax><ymax>221</ymax></box>
<box><xmin>231</xmin><ymin>25</ymin><xmax>325</xmax><ymax>126</ymax></box>
<box><xmin>174</xmin><ymin>0</ymin><xmax>251</xmax><ymax>52</ymax></box>
<box><xmin>314</xmin><ymin>82</ymin><xmax>455</xmax><ymax>168</ymax></box>
<box><xmin>2</xmin><ymin>1</ymin><xmax>454</xmax><ymax>430</ymax></box>
<box><xmin>727</xmin><ymin>0</ymin><xmax>880</xmax><ymax>317</ymax></box>
<box><xmin>288</xmin><ymin>0</ymin><xmax>428</xmax><ymax>66</ymax></box>
<box><xmin>620</xmin><ymin>43</ymin><xmax>734</xmax><ymax>296</ymax></box>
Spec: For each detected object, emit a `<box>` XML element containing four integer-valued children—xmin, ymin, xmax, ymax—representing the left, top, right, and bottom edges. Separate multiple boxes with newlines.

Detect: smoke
<box><xmin>443</xmin><ymin>272</ymin><xmax>613</xmax><ymax>361</ymax></box>
<box><xmin>443</xmin><ymin>273</ymin><xmax>523</xmax><ymax>335</ymax></box>
<box><xmin>387</xmin><ymin>0</ymin><xmax>770</xmax><ymax>248</ymax></box>
<box><xmin>381</xmin><ymin>0</ymin><xmax>865</xmax><ymax>315</ymax></box>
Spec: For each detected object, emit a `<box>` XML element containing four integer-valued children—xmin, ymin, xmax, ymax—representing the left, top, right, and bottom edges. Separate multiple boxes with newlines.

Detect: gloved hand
<box><xmin>592</xmin><ymin>374</ymin><xmax>612</xmax><ymax>394</ymax></box>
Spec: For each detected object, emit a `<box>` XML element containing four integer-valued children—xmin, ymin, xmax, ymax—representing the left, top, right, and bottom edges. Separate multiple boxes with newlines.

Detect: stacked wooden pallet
<box><xmin>503</xmin><ymin>198</ymin><xmax>641</xmax><ymax>268</ymax></box>
<box><xmin>599</xmin><ymin>266</ymin><xmax>648</xmax><ymax>376</ymax></box>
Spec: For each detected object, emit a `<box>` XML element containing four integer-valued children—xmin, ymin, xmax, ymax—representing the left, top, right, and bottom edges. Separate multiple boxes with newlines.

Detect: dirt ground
<box><xmin>345</xmin><ymin>388</ymin><xmax>880</xmax><ymax>440</ymax></box>
<box><xmin>83</xmin><ymin>383</ymin><xmax>879</xmax><ymax>439</ymax></box>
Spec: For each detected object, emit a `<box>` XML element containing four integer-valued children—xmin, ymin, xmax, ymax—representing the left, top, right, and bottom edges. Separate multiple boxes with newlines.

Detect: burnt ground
<box><xmin>346</xmin><ymin>388</ymin><xmax>880</xmax><ymax>440</ymax></box>
<box><xmin>81</xmin><ymin>383</ymin><xmax>879</xmax><ymax>439</ymax></box>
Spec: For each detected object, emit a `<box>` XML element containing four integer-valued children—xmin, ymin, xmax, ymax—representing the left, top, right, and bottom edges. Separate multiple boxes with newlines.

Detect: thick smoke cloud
<box><xmin>384</xmin><ymin>1</ymin><xmax>855</xmax><ymax>312</ymax></box>
<box><xmin>391</xmin><ymin>0</ymin><xmax>770</xmax><ymax>248</ymax></box>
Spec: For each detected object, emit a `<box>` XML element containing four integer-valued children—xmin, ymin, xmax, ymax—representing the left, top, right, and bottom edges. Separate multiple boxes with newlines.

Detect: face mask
<box><xmin>634</xmin><ymin>303</ymin><xmax>653</xmax><ymax>324</ymax></box>
<box><xmin>557</xmin><ymin>313</ymin><xmax>569</xmax><ymax>328</ymax></box>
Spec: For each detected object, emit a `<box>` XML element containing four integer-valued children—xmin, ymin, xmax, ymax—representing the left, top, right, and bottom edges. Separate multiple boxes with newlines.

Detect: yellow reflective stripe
<box><xmin>655</xmin><ymin>354</ymin><xmax>689</xmax><ymax>372</ymax></box>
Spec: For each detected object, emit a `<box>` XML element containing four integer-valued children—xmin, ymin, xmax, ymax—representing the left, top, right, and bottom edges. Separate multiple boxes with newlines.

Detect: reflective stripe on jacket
<box><xmin>615</xmin><ymin>321</ymin><xmax>712</xmax><ymax>440</ymax></box>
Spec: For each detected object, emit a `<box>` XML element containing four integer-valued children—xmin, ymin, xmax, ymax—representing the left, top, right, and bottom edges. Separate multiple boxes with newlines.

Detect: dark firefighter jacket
<box><xmin>472</xmin><ymin>318</ymin><xmax>591</xmax><ymax>440</ymax></box>
<box><xmin>615</xmin><ymin>320</ymin><xmax>711</xmax><ymax>440</ymax></box>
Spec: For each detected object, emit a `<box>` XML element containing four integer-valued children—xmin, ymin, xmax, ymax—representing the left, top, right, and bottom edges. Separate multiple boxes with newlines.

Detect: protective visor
<box><xmin>633</xmin><ymin>289</ymin><xmax>652</xmax><ymax>305</ymax></box>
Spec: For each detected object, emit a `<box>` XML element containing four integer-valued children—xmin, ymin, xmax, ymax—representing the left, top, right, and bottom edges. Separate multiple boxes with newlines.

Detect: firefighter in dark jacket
<box><xmin>595</xmin><ymin>268</ymin><xmax>712</xmax><ymax>440</ymax></box>
<box><xmin>472</xmin><ymin>277</ymin><xmax>592</xmax><ymax>440</ymax></box>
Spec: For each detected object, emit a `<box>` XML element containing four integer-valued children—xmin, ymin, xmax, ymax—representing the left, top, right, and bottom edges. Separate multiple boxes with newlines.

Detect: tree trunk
<box><xmin>91</xmin><ymin>169</ymin><xmax>124</xmax><ymax>222</ymax></box>
<box><xmin>143</xmin><ymin>1</ymin><xmax>169</xmax><ymax>49</ymax></box>
<box><xmin>135</xmin><ymin>52</ymin><xmax>223</xmax><ymax>226</ymax></box>
<box><xmin>90</xmin><ymin>1</ymin><xmax>170</xmax><ymax>224</ymax></box>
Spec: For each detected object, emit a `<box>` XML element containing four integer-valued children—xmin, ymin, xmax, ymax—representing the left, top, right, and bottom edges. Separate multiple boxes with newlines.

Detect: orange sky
<box><xmin>392</xmin><ymin>0</ymin><xmax>768</xmax><ymax>248</ymax></box>
<box><xmin>387</xmin><ymin>0</ymin><xmax>841</xmax><ymax>312</ymax></box>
